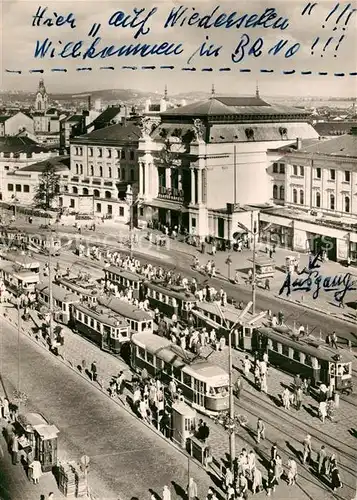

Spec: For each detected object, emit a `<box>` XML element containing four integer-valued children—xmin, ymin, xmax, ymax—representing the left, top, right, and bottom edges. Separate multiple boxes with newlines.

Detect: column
<box><xmin>138</xmin><ymin>163</ymin><xmax>143</xmax><ymax>196</ymax></box>
<box><xmin>144</xmin><ymin>163</ymin><xmax>149</xmax><ymax>196</ymax></box>
<box><xmin>197</xmin><ymin>169</ymin><xmax>202</xmax><ymax>205</ymax></box>
<box><xmin>190</xmin><ymin>168</ymin><xmax>195</xmax><ymax>204</ymax></box>
<box><xmin>165</xmin><ymin>168</ymin><xmax>171</xmax><ymax>190</ymax></box>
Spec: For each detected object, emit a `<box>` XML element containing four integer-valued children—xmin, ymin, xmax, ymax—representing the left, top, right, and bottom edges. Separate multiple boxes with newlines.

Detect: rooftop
<box><xmin>0</xmin><ymin>136</ymin><xmax>54</xmax><ymax>154</ymax></box>
<box><xmin>283</xmin><ymin>134</ymin><xmax>357</xmax><ymax>159</ymax></box>
<box><xmin>313</xmin><ymin>121</ymin><xmax>357</xmax><ymax>136</ymax></box>
<box><xmin>18</xmin><ymin>155</ymin><xmax>70</xmax><ymax>172</ymax></box>
<box><xmin>91</xmin><ymin>106</ymin><xmax>123</xmax><ymax>128</ymax></box>
<box><xmin>72</xmin><ymin>121</ymin><xmax>141</xmax><ymax>144</ymax></box>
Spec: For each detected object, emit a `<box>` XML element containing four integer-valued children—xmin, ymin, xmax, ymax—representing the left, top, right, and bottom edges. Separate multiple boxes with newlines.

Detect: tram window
<box><xmin>120</xmin><ymin>329</ymin><xmax>128</xmax><ymax>338</ymax></box>
<box><xmin>282</xmin><ymin>345</ymin><xmax>289</xmax><ymax>357</ymax></box>
<box><xmin>156</xmin><ymin>358</ymin><xmax>164</xmax><ymax>370</ymax></box>
<box><xmin>305</xmin><ymin>354</ymin><xmax>313</xmax><ymax>366</ymax></box>
<box><xmin>138</xmin><ymin>347</ymin><xmax>145</xmax><ymax>359</ymax></box>
<box><xmin>172</xmin><ymin>298</ymin><xmax>177</xmax><ymax>307</ymax></box>
<box><xmin>84</xmin><ymin>315</ymin><xmax>88</xmax><ymax>325</ymax></box>
<box><xmin>152</xmin><ymin>290</ymin><xmax>156</xmax><ymax>299</ymax></box>
<box><xmin>293</xmin><ymin>350</ymin><xmax>300</xmax><ymax>361</ymax></box>
<box><xmin>173</xmin><ymin>367</ymin><xmax>181</xmax><ymax>381</ymax></box>
<box><xmin>182</xmin><ymin>373</ymin><xmax>192</xmax><ymax>387</ymax></box>
<box><xmin>90</xmin><ymin>318</ymin><xmax>95</xmax><ymax>328</ymax></box>
<box><xmin>168</xmin><ymin>297</ymin><xmax>173</xmax><ymax>306</ymax></box>
<box><xmin>146</xmin><ymin>352</ymin><xmax>154</xmax><ymax>365</ymax></box>
<box><xmin>164</xmin><ymin>363</ymin><xmax>172</xmax><ymax>374</ymax></box>
<box><xmin>343</xmin><ymin>363</ymin><xmax>351</xmax><ymax>376</ymax></box>
<box><xmin>78</xmin><ymin>312</ymin><xmax>83</xmax><ymax>321</ymax></box>
<box><xmin>272</xmin><ymin>340</ymin><xmax>278</xmax><ymax>351</ymax></box>
<box><xmin>336</xmin><ymin>364</ymin><xmax>344</xmax><ymax>377</ymax></box>
<box><xmin>141</xmin><ymin>322</ymin><xmax>146</xmax><ymax>331</ymax></box>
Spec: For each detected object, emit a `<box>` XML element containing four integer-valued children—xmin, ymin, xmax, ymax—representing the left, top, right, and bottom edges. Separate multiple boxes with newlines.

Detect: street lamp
<box><xmin>237</xmin><ymin>219</ymin><xmax>259</xmax><ymax>315</ymax></box>
<box><xmin>125</xmin><ymin>185</ymin><xmax>134</xmax><ymax>259</ymax></box>
<box><xmin>225</xmin><ymin>255</ymin><xmax>232</xmax><ymax>282</ymax></box>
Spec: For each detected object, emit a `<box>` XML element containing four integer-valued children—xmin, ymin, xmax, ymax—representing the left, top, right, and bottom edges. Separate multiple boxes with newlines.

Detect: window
<box><xmin>330</xmin><ymin>169</ymin><xmax>335</xmax><ymax>180</ymax></box>
<box><xmin>139</xmin><ymin>207</ymin><xmax>144</xmax><ymax>216</ymax></box>
<box><xmin>15</xmin><ymin>184</ymin><xmax>21</xmax><ymax>192</ymax></box>
<box><xmin>272</xmin><ymin>163</ymin><xmax>278</xmax><ymax>173</ymax></box>
<box><xmin>121</xmin><ymin>168</ymin><xmax>125</xmax><ymax>180</ymax></box>
<box><xmin>305</xmin><ymin>354</ymin><xmax>313</xmax><ymax>366</ymax></box>
<box><xmin>315</xmin><ymin>167</ymin><xmax>321</xmax><ymax>179</ymax></box>
<box><xmin>93</xmin><ymin>189</ymin><xmax>100</xmax><ymax>197</ymax></box>
<box><xmin>273</xmin><ymin>185</ymin><xmax>278</xmax><ymax>199</ymax></box>
<box><xmin>107</xmin><ymin>148</ymin><xmax>112</xmax><ymax>158</ymax></box>
<box><xmin>146</xmin><ymin>352</ymin><xmax>154</xmax><ymax>365</ymax></box>
<box><xmin>130</xmin><ymin>169</ymin><xmax>135</xmax><ymax>181</ymax></box>
<box><xmin>105</xmin><ymin>191</ymin><xmax>111</xmax><ymax>199</ymax></box>
<box><xmin>98</xmin><ymin>148</ymin><xmax>102</xmax><ymax>158</ymax></box>
<box><xmin>80</xmin><ymin>165</ymin><xmax>83</xmax><ymax>175</ymax></box>
<box><xmin>272</xmin><ymin>340</ymin><xmax>278</xmax><ymax>351</ymax></box>
<box><xmin>344</xmin><ymin>171</ymin><xmax>351</xmax><ymax>182</ymax></box>
<box><xmin>7</xmin><ymin>184</ymin><xmax>13</xmax><ymax>191</ymax></box>
<box><xmin>299</xmin><ymin>189</ymin><xmax>304</xmax><ymax>205</ymax></box>
<box><xmin>182</xmin><ymin>373</ymin><xmax>192</xmax><ymax>387</ymax></box>
<box><xmin>345</xmin><ymin>196</ymin><xmax>350</xmax><ymax>213</ymax></box>
<box><xmin>293</xmin><ymin>165</ymin><xmax>298</xmax><ymax>176</ymax></box>
<box><xmin>282</xmin><ymin>345</ymin><xmax>290</xmax><ymax>356</ymax></box>
<box><xmin>116</xmin><ymin>150</ymin><xmax>120</xmax><ymax>159</ymax></box>
<box><xmin>293</xmin><ymin>188</ymin><xmax>297</xmax><ymax>203</ymax></box>
<box><xmin>72</xmin><ymin>186</ymin><xmax>78</xmax><ymax>194</ymax></box>
<box><xmin>83</xmin><ymin>187</ymin><xmax>88</xmax><ymax>195</ymax></box>
<box><xmin>70</xmin><ymin>199</ymin><xmax>75</xmax><ymax>208</ymax></box>
<box><xmin>121</xmin><ymin>149</ymin><xmax>126</xmax><ymax>159</ymax></box>
<box><xmin>90</xmin><ymin>318</ymin><xmax>95</xmax><ymax>328</ymax></box>
<box><xmin>90</xmin><ymin>166</ymin><xmax>94</xmax><ymax>176</ymax></box>
<box><xmin>75</xmin><ymin>164</ymin><xmax>79</xmax><ymax>174</ymax></box>
<box><xmin>108</xmin><ymin>167</ymin><xmax>112</xmax><ymax>178</ymax></box>
<box><xmin>88</xmin><ymin>147</ymin><xmax>93</xmax><ymax>157</ymax></box>
<box><xmin>299</xmin><ymin>166</ymin><xmax>304</xmax><ymax>177</ymax></box>
<box><xmin>99</xmin><ymin>166</ymin><xmax>103</xmax><ymax>177</ymax></box>
<box><xmin>138</xmin><ymin>347</ymin><xmax>145</xmax><ymax>359</ymax></box>
<box><xmin>4</xmin><ymin>166</ymin><xmax>9</xmax><ymax>171</ymax></box>
<box><xmin>130</xmin><ymin>150</ymin><xmax>135</xmax><ymax>161</ymax></box>
<box><xmin>117</xmin><ymin>168</ymin><xmax>121</xmax><ymax>179</ymax></box>
<box><xmin>330</xmin><ymin>194</ymin><xmax>335</xmax><ymax>210</ymax></box>
<box><xmin>316</xmin><ymin>191</ymin><xmax>321</xmax><ymax>207</ymax></box>
<box><xmin>107</xmin><ymin>204</ymin><xmax>112</xmax><ymax>215</ymax></box>
<box><xmin>23</xmin><ymin>185</ymin><xmax>30</xmax><ymax>193</ymax></box>
<box><xmin>279</xmin><ymin>186</ymin><xmax>285</xmax><ymax>200</ymax></box>
<box><xmin>96</xmin><ymin>203</ymin><xmax>101</xmax><ymax>213</ymax></box>
<box><xmin>119</xmin><ymin>207</ymin><xmax>124</xmax><ymax>217</ymax></box>
<box><xmin>293</xmin><ymin>350</ymin><xmax>300</xmax><ymax>361</ymax></box>
<box><xmin>279</xmin><ymin>163</ymin><xmax>285</xmax><ymax>174</ymax></box>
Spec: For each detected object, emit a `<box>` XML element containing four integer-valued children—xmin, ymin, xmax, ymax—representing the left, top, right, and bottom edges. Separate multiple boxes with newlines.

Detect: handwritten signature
<box><xmin>278</xmin><ymin>251</ymin><xmax>357</xmax><ymax>303</ymax></box>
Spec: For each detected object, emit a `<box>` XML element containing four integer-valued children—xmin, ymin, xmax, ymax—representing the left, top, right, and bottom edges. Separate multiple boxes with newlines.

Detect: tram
<box><xmin>98</xmin><ymin>296</ymin><xmax>154</xmax><ymax>335</ymax></box>
<box><xmin>27</xmin><ymin>233</ymin><xmax>63</xmax><ymax>256</ymax></box>
<box><xmin>35</xmin><ymin>281</ymin><xmax>80</xmax><ymax>324</ymax></box>
<box><xmin>254</xmin><ymin>326</ymin><xmax>353</xmax><ymax>393</ymax></box>
<box><xmin>131</xmin><ymin>333</ymin><xmax>229</xmax><ymax>413</ymax></box>
<box><xmin>70</xmin><ymin>302</ymin><xmax>130</xmax><ymax>354</ymax></box>
<box><xmin>55</xmin><ymin>277</ymin><xmax>100</xmax><ymax>304</ymax></box>
<box><xmin>143</xmin><ymin>282</ymin><xmax>197</xmax><ymax>321</ymax></box>
<box><xmin>0</xmin><ymin>250</ymin><xmax>40</xmax><ymax>274</ymax></box>
<box><xmin>0</xmin><ymin>261</ymin><xmax>39</xmax><ymax>297</ymax></box>
<box><xmin>104</xmin><ymin>266</ymin><xmax>143</xmax><ymax>299</ymax></box>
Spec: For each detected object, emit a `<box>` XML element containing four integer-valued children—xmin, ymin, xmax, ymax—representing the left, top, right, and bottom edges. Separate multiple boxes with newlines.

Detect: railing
<box><xmin>92</xmin><ymin>179</ymin><xmax>102</xmax><ymax>185</ymax></box>
<box><xmin>82</xmin><ymin>179</ymin><xmax>90</xmax><ymax>184</ymax></box>
<box><xmin>157</xmin><ymin>186</ymin><xmax>184</xmax><ymax>202</ymax></box>
<box><xmin>104</xmin><ymin>181</ymin><xmax>113</xmax><ymax>187</ymax></box>
<box><xmin>71</xmin><ymin>177</ymin><xmax>79</xmax><ymax>182</ymax></box>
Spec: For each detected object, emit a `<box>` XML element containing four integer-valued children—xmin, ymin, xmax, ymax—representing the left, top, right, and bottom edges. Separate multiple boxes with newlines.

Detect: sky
<box><xmin>1</xmin><ymin>0</ymin><xmax>357</xmax><ymax>97</ymax></box>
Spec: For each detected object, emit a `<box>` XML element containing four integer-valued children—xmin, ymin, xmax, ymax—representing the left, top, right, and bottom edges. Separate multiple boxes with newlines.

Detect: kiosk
<box><xmin>171</xmin><ymin>401</ymin><xmax>196</xmax><ymax>449</ymax></box>
<box><xmin>255</xmin><ymin>257</ymin><xmax>275</xmax><ymax>280</ymax></box>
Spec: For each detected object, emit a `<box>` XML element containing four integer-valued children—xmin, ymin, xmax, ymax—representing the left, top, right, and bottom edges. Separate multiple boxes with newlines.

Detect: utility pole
<box><xmin>252</xmin><ymin>217</ymin><xmax>257</xmax><ymax>315</ymax></box>
<box><xmin>228</xmin><ymin>329</ymin><xmax>235</xmax><ymax>471</ymax></box>
<box><xmin>48</xmin><ymin>231</ymin><xmax>54</xmax><ymax>344</ymax></box>
<box><xmin>126</xmin><ymin>185</ymin><xmax>133</xmax><ymax>259</ymax></box>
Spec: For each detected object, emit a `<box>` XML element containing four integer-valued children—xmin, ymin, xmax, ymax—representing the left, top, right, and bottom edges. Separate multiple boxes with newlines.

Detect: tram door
<box><xmin>193</xmin><ymin>379</ymin><xmax>205</xmax><ymax>408</ymax></box>
<box><xmin>102</xmin><ymin>325</ymin><xmax>111</xmax><ymax>351</ymax></box>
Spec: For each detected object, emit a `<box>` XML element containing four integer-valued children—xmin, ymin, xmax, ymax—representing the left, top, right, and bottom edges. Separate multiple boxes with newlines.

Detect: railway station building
<box><xmin>136</xmin><ymin>92</ymin><xmax>319</xmax><ymax>242</ymax></box>
<box><xmin>265</xmin><ymin>130</ymin><xmax>357</xmax><ymax>262</ymax></box>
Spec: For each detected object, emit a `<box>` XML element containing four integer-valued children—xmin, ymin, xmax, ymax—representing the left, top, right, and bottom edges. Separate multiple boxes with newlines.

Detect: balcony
<box><xmin>71</xmin><ymin>176</ymin><xmax>79</xmax><ymax>182</ymax></box>
<box><xmin>104</xmin><ymin>181</ymin><xmax>113</xmax><ymax>187</ymax></box>
<box><xmin>92</xmin><ymin>178</ymin><xmax>102</xmax><ymax>185</ymax></box>
<box><xmin>82</xmin><ymin>179</ymin><xmax>90</xmax><ymax>184</ymax></box>
<box><xmin>157</xmin><ymin>186</ymin><xmax>184</xmax><ymax>202</ymax></box>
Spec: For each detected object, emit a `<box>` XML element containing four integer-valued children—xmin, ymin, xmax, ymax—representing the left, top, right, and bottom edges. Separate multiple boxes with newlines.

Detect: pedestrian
<box><xmin>282</xmin><ymin>387</ymin><xmax>291</xmax><ymax>410</ymax></box>
<box><xmin>275</xmin><ymin>454</ymin><xmax>283</xmax><ymax>482</ymax></box>
<box><xmin>266</xmin><ymin>465</ymin><xmax>277</xmax><ymax>496</ymax></box>
<box><xmin>91</xmin><ymin>361</ymin><xmax>98</xmax><ymax>382</ymax></box>
<box><xmin>295</xmin><ymin>387</ymin><xmax>303</xmax><ymax>411</ymax></box>
<box><xmin>319</xmin><ymin>400</ymin><xmax>327</xmax><ymax>423</ymax></box>
<box><xmin>162</xmin><ymin>485</ymin><xmax>171</xmax><ymax>500</ymax></box>
<box><xmin>116</xmin><ymin>371</ymin><xmax>125</xmax><ymax>395</ymax></box>
<box><xmin>260</xmin><ymin>373</ymin><xmax>268</xmax><ymax>394</ymax></box>
<box><xmin>234</xmin><ymin>376</ymin><xmax>242</xmax><ymax>399</ymax></box>
<box><xmin>287</xmin><ymin>458</ymin><xmax>297</xmax><ymax>486</ymax></box>
<box><xmin>302</xmin><ymin>434</ymin><xmax>312</xmax><ymax>464</ymax></box>
<box><xmin>256</xmin><ymin>418</ymin><xmax>265</xmax><ymax>443</ymax></box>
<box><xmin>29</xmin><ymin>459</ymin><xmax>42</xmax><ymax>484</ymax></box>
<box><xmin>331</xmin><ymin>466</ymin><xmax>342</xmax><ymax>491</ymax></box>
<box><xmin>238</xmin><ymin>473</ymin><xmax>248</xmax><ymax>500</ymax></box>
<box><xmin>11</xmin><ymin>435</ymin><xmax>19</xmax><ymax>465</ymax></box>
<box><xmin>331</xmin><ymin>331</ymin><xmax>338</xmax><ymax>349</ymax></box>
<box><xmin>317</xmin><ymin>445</ymin><xmax>327</xmax><ymax>475</ymax></box>
<box><xmin>270</xmin><ymin>443</ymin><xmax>278</xmax><ymax>462</ymax></box>
<box><xmin>251</xmin><ymin>467</ymin><xmax>263</xmax><ymax>494</ymax></box>
<box><xmin>224</xmin><ymin>467</ymin><xmax>234</xmax><ymax>490</ymax></box>
<box><xmin>243</xmin><ymin>356</ymin><xmax>251</xmax><ymax>378</ymax></box>
<box><xmin>264</xmin><ymin>278</ymin><xmax>270</xmax><ymax>291</ymax></box>
<box><xmin>187</xmin><ymin>477</ymin><xmax>198</xmax><ymax>500</ymax></box>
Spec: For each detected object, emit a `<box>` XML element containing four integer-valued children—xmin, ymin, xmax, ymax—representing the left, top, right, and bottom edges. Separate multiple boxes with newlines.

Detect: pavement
<box><xmin>4</xmin><ymin>214</ymin><xmax>357</xmax><ymax>330</ymax></box>
<box><xmin>1</xmin><ymin>304</ymin><xmax>356</xmax><ymax>500</ymax></box>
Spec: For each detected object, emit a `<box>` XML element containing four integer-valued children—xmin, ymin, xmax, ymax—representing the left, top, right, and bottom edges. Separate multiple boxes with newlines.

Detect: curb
<box><xmin>275</xmin><ymin>295</ymin><xmax>357</xmax><ymax>326</ymax></box>
<box><xmin>0</xmin><ymin>311</ymin><xmax>213</xmax><ymax>486</ymax></box>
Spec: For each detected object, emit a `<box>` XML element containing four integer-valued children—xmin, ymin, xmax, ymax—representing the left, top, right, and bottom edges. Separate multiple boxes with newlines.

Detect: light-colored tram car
<box><xmin>103</xmin><ymin>266</ymin><xmax>143</xmax><ymax>300</ymax></box>
<box><xmin>98</xmin><ymin>296</ymin><xmax>154</xmax><ymax>335</ymax></box>
<box><xmin>255</xmin><ymin>326</ymin><xmax>353</xmax><ymax>394</ymax></box>
<box><xmin>0</xmin><ymin>262</ymin><xmax>39</xmax><ymax>297</ymax></box>
<box><xmin>144</xmin><ymin>282</ymin><xmax>197</xmax><ymax>321</ymax></box>
<box><xmin>35</xmin><ymin>281</ymin><xmax>80</xmax><ymax>324</ymax></box>
<box><xmin>55</xmin><ymin>277</ymin><xmax>100</xmax><ymax>304</ymax></box>
<box><xmin>131</xmin><ymin>333</ymin><xmax>229</xmax><ymax>413</ymax></box>
<box><xmin>0</xmin><ymin>251</ymin><xmax>40</xmax><ymax>274</ymax></box>
<box><xmin>70</xmin><ymin>302</ymin><xmax>130</xmax><ymax>354</ymax></box>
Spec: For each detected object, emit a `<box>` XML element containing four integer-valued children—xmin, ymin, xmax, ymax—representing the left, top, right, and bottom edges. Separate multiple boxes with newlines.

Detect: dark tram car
<box><xmin>254</xmin><ymin>326</ymin><xmax>353</xmax><ymax>394</ymax></box>
<box><xmin>143</xmin><ymin>281</ymin><xmax>197</xmax><ymax>321</ymax></box>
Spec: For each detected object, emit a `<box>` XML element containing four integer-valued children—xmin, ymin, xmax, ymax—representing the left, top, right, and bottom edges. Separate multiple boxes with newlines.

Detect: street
<box><xmin>0</xmin><ymin>319</ymin><xmax>213</xmax><ymax>500</ymax></box>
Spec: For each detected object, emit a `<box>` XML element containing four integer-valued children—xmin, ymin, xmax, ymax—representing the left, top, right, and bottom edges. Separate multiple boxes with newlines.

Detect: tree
<box><xmin>34</xmin><ymin>162</ymin><xmax>60</xmax><ymax>210</ymax></box>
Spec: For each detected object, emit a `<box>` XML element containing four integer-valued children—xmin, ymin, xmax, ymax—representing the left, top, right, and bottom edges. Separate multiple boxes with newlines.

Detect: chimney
<box><xmin>296</xmin><ymin>137</ymin><xmax>302</xmax><ymax>150</ymax></box>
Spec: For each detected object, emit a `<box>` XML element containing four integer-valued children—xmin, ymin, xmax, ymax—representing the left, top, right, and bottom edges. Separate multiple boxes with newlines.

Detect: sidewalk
<box><xmin>1</xmin><ymin>305</ymin><xmax>355</xmax><ymax>500</ymax></box>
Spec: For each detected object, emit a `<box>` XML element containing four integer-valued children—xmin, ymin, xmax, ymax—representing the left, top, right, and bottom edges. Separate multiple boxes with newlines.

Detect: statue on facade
<box><xmin>193</xmin><ymin>119</ymin><xmax>205</xmax><ymax>142</ymax></box>
<box><xmin>140</xmin><ymin>117</ymin><xmax>155</xmax><ymax>139</ymax></box>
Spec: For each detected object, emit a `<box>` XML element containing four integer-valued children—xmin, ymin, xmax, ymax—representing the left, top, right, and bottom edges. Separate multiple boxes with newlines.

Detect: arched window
<box><xmin>293</xmin><ymin>188</ymin><xmax>297</xmax><ymax>204</ymax></box>
<box><xmin>300</xmin><ymin>190</ymin><xmax>304</xmax><ymax>205</ymax></box>
<box><xmin>72</xmin><ymin>186</ymin><xmax>78</xmax><ymax>194</ymax></box>
<box><xmin>105</xmin><ymin>191</ymin><xmax>111</xmax><ymax>199</ymax></box>
<box><xmin>75</xmin><ymin>164</ymin><xmax>79</xmax><ymax>175</ymax></box>
<box><xmin>345</xmin><ymin>196</ymin><xmax>350</xmax><ymax>213</ymax></box>
<box><xmin>99</xmin><ymin>166</ymin><xmax>103</xmax><ymax>177</ymax></box>
<box><xmin>80</xmin><ymin>165</ymin><xmax>83</xmax><ymax>175</ymax></box>
<box><xmin>83</xmin><ymin>188</ymin><xmax>89</xmax><ymax>195</ymax></box>
<box><xmin>90</xmin><ymin>166</ymin><xmax>94</xmax><ymax>176</ymax></box>
<box><xmin>108</xmin><ymin>167</ymin><xmax>112</xmax><ymax>178</ymax></box>
<box><xmin>316</xmin><ymin>192</ymin><xmax>321</xmax><ymax>207</ymax></box>
<box><xmin>93</xmin><ymin>189</ymin><xmax>100</xmax><ymax>198</ymax></box>
<box><xmin>273</xmin><ymin>185</ymin><xmax>278</xmax><ymax>199</ymax></box>
<box><xmin>330</xmin><ymin>194</ymin><xmax>335</xmax><ymax>210</ymax></box>
<box><xmin>279</xmin><ymin>186</ymin><xmax>285</xmax><ymax>200</ymax></box>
